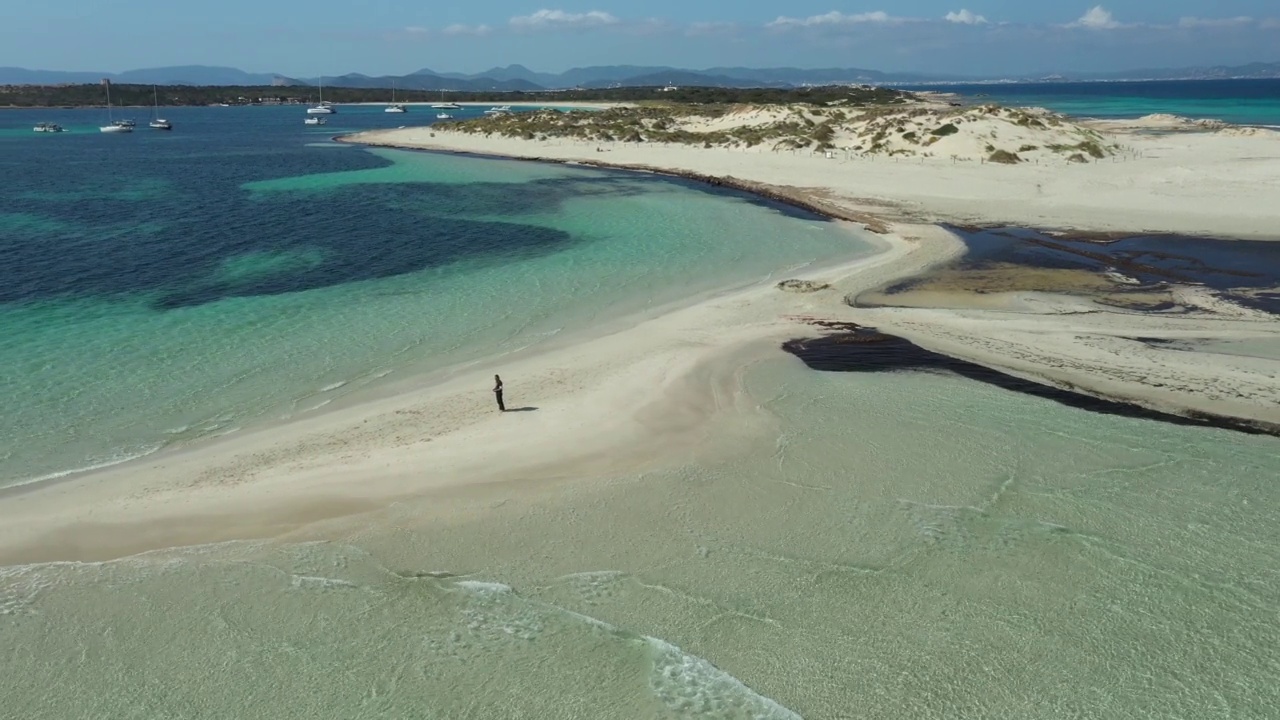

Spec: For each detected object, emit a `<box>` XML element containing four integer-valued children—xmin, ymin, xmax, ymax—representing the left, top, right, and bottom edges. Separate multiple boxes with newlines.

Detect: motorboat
<box><xmin>483</xmin><ymin>105</ymin><xmax>512</xmax><ymax>116</ymax></box>
<box><xmin>304</xmin><ymin>116</ymin><xmax>326</xmax><ymax>125</ymax></box>
<box><xmin>34</xmin><ymin>123</ymin><xmax>65</xmax><ymax>133</ymax></box>
<box><xmin>435</xmin><ymin>112</ymin><xmax>453</xmax><ymax>119</ymax></box>
<box><xmin>150</xmin><ymin>119</ymin><xmax>172</xmax><ymax>130</ymax></box>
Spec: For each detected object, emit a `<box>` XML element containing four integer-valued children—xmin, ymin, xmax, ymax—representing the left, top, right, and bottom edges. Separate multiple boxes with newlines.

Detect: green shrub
<box><xmin>1018</xmin><ymin>144</ymin><xmax>1038</xmax><ymax>152</ymax></box>
<box><xmin>1079</xmin><ymin>140</ymin><xmax>1106</xmax><ymax>159</ymax></box>
<box><xmin>930</xmin><ymin>123</ymin><xmax>959</xmax><ymax>137</ymax></box>
<box><xmin>988</xmin><ymin>149</ymin><xmax>1020</xmax><ymax>164</ymax></box>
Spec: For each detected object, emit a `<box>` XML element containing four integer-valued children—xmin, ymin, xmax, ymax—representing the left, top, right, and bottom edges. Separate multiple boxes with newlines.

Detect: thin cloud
<box><xmin>510</xmin><ymin>9</ymin><xmax>620</xmax><ymax>30</ymax></box>
<box><xmin>403</xmin><ymin>26</ymin><xmax>429</xmax><ymax>34</ymax></box>
<box><xmin>1262</xmin><ymin>18</ymin><xmax>1280</xmax><ymax>29</ymax></box>
<box><xmin>945</xmin><ymin>9</ymin><xmax>988</xmax><ymax>25</ymax></box>
<box><xmin>767</xmin><ymin>11</ymin><xmax>906</xmax><ymax>29</ymax></box>
<box><xmin>1068</xmin><ymin>6</ymin><xmax>1122</xmax><ymax>29</ymax></box>
<box><xmin>442</xmin><ymin>23</ymin><xmax>493</xmax><ymax>36</ymax></box>
<box><xmin>1177</xmin><ymin>16</ymin><xmax>1253</xmax><ymax>28</ymax></box>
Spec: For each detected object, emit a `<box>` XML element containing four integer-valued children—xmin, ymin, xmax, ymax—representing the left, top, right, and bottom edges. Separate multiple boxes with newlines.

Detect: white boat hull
<box><xmin>384</xmin><ymin>106</ymin><xmax>406</xmax><ymax>113</ymax></box>
<box><xmin>306</xmin><ymin>106</ymin><xmax>334</xmax><ymax>115</ymax></box>
<box><xmin>100</xmin><ymin>125</ymin><xmax>132</xmax><ymax>133</ymax></box>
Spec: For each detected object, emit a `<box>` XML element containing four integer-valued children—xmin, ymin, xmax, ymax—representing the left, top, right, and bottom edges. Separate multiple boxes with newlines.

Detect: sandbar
<box><xmin>4</xmin><ymin>100</ymin><xmax>1279</xmax><ymax>564</ymax></box>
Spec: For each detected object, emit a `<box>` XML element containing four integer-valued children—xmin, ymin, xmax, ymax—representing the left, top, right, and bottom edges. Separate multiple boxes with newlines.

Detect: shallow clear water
<box><xmin>0</xmin><ymin>106</ymin><xmax>870</xmax><ymax>486</ymax></box>
<box><xmin>3</xmin><ymin>99</ymin><xmax>1278</xmax><ymax>720</ymax></box>
<box><xmin>910</xmin><ymin>79</ymin><xmax>1280</xmax><ymax>126</ymax></box>
<box><xmin>3</xmin><ymin>358</ymin><xmax>1277</xmax><ymax>718</ymax></box>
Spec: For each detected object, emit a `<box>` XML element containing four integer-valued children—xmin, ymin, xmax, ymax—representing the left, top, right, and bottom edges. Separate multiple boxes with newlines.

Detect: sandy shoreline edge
<box><xmin>336</xmin><ymin>124</ymin><xmax>1280</xmax><ymax>424</ymax></box>
<box><xmin>0</xmin><ymin>205</ymin><xmax>936</xmax><ymax>564</ymax></box>
<box><xmin>4</xmin><ymin>109</ymin><xmax>1278</xmax><ymax>565</ymax></box>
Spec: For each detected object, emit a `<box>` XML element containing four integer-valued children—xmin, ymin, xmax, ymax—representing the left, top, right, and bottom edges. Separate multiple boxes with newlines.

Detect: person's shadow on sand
<box><xmin>504</xmin><ymin>407</ymin><xmax>539</xmax><ymax>413</ymax></box>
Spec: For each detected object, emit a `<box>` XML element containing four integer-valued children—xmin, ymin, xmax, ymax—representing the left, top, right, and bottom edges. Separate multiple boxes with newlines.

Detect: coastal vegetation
<box><xmin>0</xmin><ymin>83</ymin><xmax>909</xmax><ymax>108</ymax></box>
<box><xmin>441</xmin><ymin>99</ymin><xmax>1122</xmax><ymax>163</ymax></box>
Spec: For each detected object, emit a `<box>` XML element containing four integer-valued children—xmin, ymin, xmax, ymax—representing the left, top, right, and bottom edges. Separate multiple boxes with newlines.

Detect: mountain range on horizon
<box><xmin>2</xmin><ymin>61</ymin><xmax>1279</xmax><ymax>90</ymax></box>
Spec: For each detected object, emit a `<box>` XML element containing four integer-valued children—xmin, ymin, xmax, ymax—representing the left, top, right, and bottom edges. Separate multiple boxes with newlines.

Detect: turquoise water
<box><xmin>911</xmin><ymin>79</ymin><xmax>1280</xmax><ymax>126</ymax></box>
<box><xmin>3</xmin><ymin>357</ymin><xmax>1277</xmax><ymax>717</ymax></box>
<box><xmin>0</xmin><ymin>107</ymin><xmax>870</xmax><ymax>486</ymax></box>
<box><xmin>3</xmin><ymin>101</ymin><xmax>1279</xmax><ymax>719</ymax></box>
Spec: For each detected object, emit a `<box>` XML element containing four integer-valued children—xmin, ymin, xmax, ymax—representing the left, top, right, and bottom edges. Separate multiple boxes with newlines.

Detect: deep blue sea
<box><xmin>0</xmin><ymin>104</ymin><xmax>870</xmax><ymax>486</ymax></box>
<box><xmin>904</xmin><ymin>78</ymin><xmax>1280</xmax><ymax>126</ymax></box>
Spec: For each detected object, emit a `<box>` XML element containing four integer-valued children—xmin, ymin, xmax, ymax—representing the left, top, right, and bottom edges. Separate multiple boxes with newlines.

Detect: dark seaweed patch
<box><xmin>783</xmin><ymin>322</ymin><xmax>1280</xmax><ymax>437</ymax></box>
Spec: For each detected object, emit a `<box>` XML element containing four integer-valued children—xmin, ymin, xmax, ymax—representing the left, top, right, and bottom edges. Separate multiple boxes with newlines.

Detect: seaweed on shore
<box><xmin>782</xmin><ymin>319</ymin><xmax>1280</xmax><ymax>437</ymax></box>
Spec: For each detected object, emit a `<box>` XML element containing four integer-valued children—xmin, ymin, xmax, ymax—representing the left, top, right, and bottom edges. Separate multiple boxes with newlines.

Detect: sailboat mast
<box><xmin>106</xmin><ymin>82</ymin><xmax>113</xmax><ymax>121</ymax></box>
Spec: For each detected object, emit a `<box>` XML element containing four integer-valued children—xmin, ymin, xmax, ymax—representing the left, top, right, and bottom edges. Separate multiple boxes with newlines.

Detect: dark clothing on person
<box><xmin>494</xmin><ymin>377</ymin><xmax>505</xmax><ymax>411</ymax></box>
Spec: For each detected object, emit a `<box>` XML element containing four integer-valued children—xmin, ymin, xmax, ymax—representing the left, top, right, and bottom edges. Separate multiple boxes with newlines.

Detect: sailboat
<box><xmin>430</xmin><ymin>90</ymin><xmax>461</xmax><ymax>110</ymax></box>
<box><xmin>307</xmin><ymin>76</ymin><xmax>335</xmax><ymax>114</ymax></box>
<box><xmin>384</xmin><ymin>81</ymin><xmax>406</xmax><ymax>113</ymax></box>
<box><xmin>100</xmin><ymin>83</ymin><xmax>132</xmax><ymax>133</ymax></box>
<box><xmin>149</xmin><ymin>86</ymin><xmax>172</xmax><ymax>130</ymax></box>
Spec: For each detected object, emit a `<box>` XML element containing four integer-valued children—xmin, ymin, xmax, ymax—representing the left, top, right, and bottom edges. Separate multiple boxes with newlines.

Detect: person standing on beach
<box><xmin>493</xmin><ymin>375</ymin><xmax>505</xmax><ymax>412</ymax></box>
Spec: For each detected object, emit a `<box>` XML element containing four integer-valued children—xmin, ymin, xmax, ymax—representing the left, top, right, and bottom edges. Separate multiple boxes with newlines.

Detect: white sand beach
<box><xmin>0</xmin><ymin>228</ymin><xmax>933</xmax><ymax>564</ymax></box>
<box><xmin>4</xmin><ymin>103</ymin><xmax>1279</xmax><ymax>566</ymax></box>
<box><xmin>348</xmin><ymin>101</ymin><xmax>628</xmax><ymax>110</ymax></box>
<box><xmin>6</xmin><ymin>98</ymin><xmax>1280</xmax><ymax>718</ymax></box>
<box><xmin>338</xmin><ymin>111</ymin><xmax>1280</xmax><ymax>424</ymax></box>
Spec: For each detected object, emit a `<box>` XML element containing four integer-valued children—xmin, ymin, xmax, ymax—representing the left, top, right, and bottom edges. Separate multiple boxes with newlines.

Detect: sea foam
<box><xmin>450</xmin><ymin>576</ymin><xmax>802</xmax><ymax>718</ymax></box>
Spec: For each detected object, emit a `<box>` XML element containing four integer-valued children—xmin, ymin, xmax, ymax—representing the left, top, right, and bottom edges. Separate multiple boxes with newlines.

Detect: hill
<box><xmin>2</xmin><ymin>61</ymin><xmax>1277</xmax><ymax>89</ymax></box>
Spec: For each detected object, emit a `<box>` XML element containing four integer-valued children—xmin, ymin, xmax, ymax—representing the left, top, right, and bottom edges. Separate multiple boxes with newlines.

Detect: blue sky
<box><xmin>3</xmin><ymin>1</ymin><xmax>1279</xmax><ymax>76</ymax></box>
